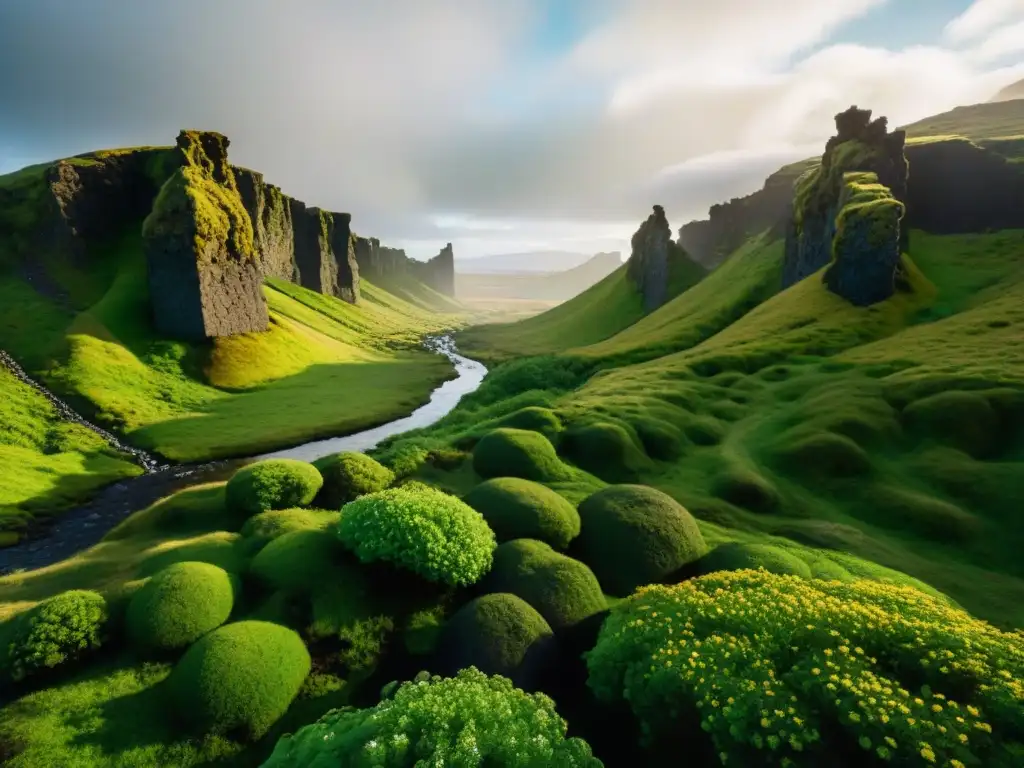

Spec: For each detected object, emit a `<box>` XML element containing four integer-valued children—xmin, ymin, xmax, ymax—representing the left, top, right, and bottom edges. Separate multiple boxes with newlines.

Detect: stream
<box><xmin>0</xmin><ymin>335</ymin><xmax>487</xmax><ymax>574</ymax></box>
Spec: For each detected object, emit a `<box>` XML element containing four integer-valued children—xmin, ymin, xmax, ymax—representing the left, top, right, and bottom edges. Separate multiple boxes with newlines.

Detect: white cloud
<box><xmin>945</xmin><ymin>0</ymin><xmax>1024</xmax><ymax>44</ymax></box>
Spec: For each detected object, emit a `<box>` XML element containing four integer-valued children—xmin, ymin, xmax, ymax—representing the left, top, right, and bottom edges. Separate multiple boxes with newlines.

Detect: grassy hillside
<box><xmin>458</xmin><ymin>251</ymin><xmax>705</xmax><ymax>363</ymax></box>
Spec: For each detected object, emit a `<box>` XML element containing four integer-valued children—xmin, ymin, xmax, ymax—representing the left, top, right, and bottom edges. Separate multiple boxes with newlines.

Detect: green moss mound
<box><xmin>311</xmin><ymin>451</ymin><xmax>394</xmax><ymax>509</ymax></box>
<box><xmin>560</xmin><ymin>421</ymin><xmax>653</xmax><ymax>481</ymax></box>
<box><xmin>630</xmin><ymin>417</ymin><xmax>685</xmax><ymax>460</ymax></box>
<box><xmin>695</xmin><ymin>542</ymin><xmax>813</xmax><ymax>579</ymax></box>
<box><xmin>903</xmin><ymin>390</ymin><xmax>999</xmax><ymax>458</ymax></box>
<box><xmin>684</xmin><ymin>417</ymin><xmax>725</xmax><ymax>446</ymax></box>
<box><xmin>337</xmin><ymin>486</ymin><xmax>496</xmax><ymax>587</ymax></box>
<box><xmin>494</xmin><ymin>406</ymin><xmax>563</xmax><ymax>440</ymax></box>
<box><xmin>169</xmin><ymin>620</ymin><xmax>310</xmax><ymax>739</ymax></box>
<box><xmin>864</xmin><ymin>484</ymin><xmax>981</xmax><ymax>544</ymax></box>
<box><xmin>249</xmin><ymin>528</ymin><xmax>351</xmax><ymax>595</ymax></box>
<box><xmin>238</xmin><ymin>507</ymin><xmax>341</xmax><ymax>556</ymax></box>
<box><xmin>575</xmin><ymin>485</ymin><xmax>707</xmax><ymax>596</ymax></box>
<box><xmin>126</xmin><ymin>561</ymin><xmax>237</xmax><ymax>654</ymax></box>
<box><xmin>463</xmin><ymin>477</ymin><xmax>580</xmax><ymax>550</ymax></box>
<box><xmin>262</xmin><ymin>667</ymin><xmax>602</xmax><ymax>766</ymax></box>
<box><xmin>586</xmin><ymin>571</ymin><xmax>1024</xmax><ymax>766</ymax></box>
<box><xmin>2</xmin><ymin>590</ymin><xmax>107</xmax><ymax>682</ymax></box>
<box><xmin>472</xmin><ymin>428</ymin><xmax>568</xmax><ymax>482</ymax></box>
<box><xmin>224</xmin><ymin>459</ymin><xmax>323</xmax><ymax>517</ymax></box>
<box><xmin>480</xmin><ymin>539</ymin><xmax>606</xmax><ymax>629</ymax></box>
<box><xmin>774</xmin><ymin>431</ymin><xmax>871</xmax><ymax>477</ymax></box>
<box><xmin>438</xmin><ymin>593</ymin><xmax>553</xmax><ymax>680</ymax></box>
<box><xmin>710</xmin><ymin>467</ymin><xmax>781</xmax><ymax>513</ymax></box>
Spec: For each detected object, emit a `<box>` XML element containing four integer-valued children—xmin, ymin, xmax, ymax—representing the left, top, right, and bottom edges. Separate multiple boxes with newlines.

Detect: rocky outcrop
<box><xmin>327</xmin><ymin>212</ymin><xmax>359</xmax><ymax>304</ymax></box>
<box><xmin>143</xmin><ymin>130</ymin><xmax>269</xmax><ymax>340</ymax></box>
<box><xmin>354</xmin><ymin>236</ymin><xmax>456</xmax><ymax>298</ymax></box>
<box><xmin>626</xmin><ymin>205</ymin><xmax>674</xmax><ymax>311</ymax></box>
<box><xmin>414</xmin><ymin>242</ymin><xmax>455</xmax><ymax>297</ymax></box>
<box><xmin>234</xmin><ymin>168</ymin><xmax>297</xmax><ymax>282</ymax></box>
<box><xmin>781</xmin><ymin>107</ymin><xmax>908</xmax><ymax>306</ymax></box>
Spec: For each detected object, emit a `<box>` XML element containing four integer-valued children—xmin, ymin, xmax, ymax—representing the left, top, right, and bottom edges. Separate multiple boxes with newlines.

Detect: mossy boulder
<box><xmin>311</xmin><ymin>452</ymin><xmax>394</xmax><ymax>509</ymax></box>
<box><xmin>694</xmin><ymin>542</ymin><xmax>813</xmax><ymax>579</ymax></box>
<box><xmin>775</xmin><ymin>431</ymin><xmax>871</xmax><ymax>477</ymax></box>
<box><xmin>126</xmin><ymin>562</ymin><xmax>237</xmax><ymax>654</ymax></box>
<box><xmin>224</xmin><ymin>459</ymin><xmax>323</xmax><ymax>517</ymax></box>
<box><xmin>249</xmin><ymin>528</ymin><xmax>353</xmax><ymax>595</ymax></box>
<box><xmin>463</xmin><ymin>477</ymin><xmax>580</xmax><ymax>550</ymax></box>
<box><xmin>711</xmin><ymin>467</ymin><xmax>781</xmax><ymax>513</ymax></box>
<box><xmin>472</xmin><ymin>428</ymin><xmax>568</xmax><ymax>482</ymax></box>
<box><xmin>480</xmin><ymin>540</ymin><xmax>606</xmax><ymax>629</ymax></box>
<box><xmin>575</xmin><ymin>485</ymin><xmax>706</xmax><ymax>596</ymax></box>
<box><xmin>437</xmin><ymin>593</ymin><xmax>554</xmax><ymax>684</ymax></box>
<box><xmin>168</xmin><ymin>620</ymin><xmax>310</xmax><ymax>739</ymax></box>
<box><xmin>238</xmin><ymin>507</ymin><xmax>341</xmax><ymax>556</ymax></box>
<box><xmin>560</xmin><ymin>422</ymin><xmax>653</xmax><ymax>481</ymax></box>
<box><xmin>903</xmin><ymin>390</ymin><xmax>999</xmax><ymax>458</ymax></box>
<box><xmin>494</xmin><ymin>406</ymin><xmax>563</xmax><ymax>441</ymax></box>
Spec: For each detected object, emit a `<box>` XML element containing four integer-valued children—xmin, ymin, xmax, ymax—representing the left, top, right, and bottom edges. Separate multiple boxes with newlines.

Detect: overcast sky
<box><xmin>1</xmin><ymin>0</ymin><xmax>1022</xmax><ymax>260</ymax></box>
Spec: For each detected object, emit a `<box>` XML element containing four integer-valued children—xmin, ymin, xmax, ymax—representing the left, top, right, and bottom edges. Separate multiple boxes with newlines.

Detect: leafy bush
<box><xmin>560</xmin><ymin>421</ymin><xmax>653</xmax><ymax>482</ymax></box>
<box><xmin>481</xmin><ymin>539</ymin><xmax>606</xmax><ymax>629</ymax></box>
<box><xmin>2</xmin><ymin>590</ymin><xmax>108</xmax><ymax>682</ymax></box>
<box><xmin>169</xmin><ymin>620</ymin><xmax>310</xmax><ymax>739</ymax></box>
<box><xmin>238</xmin><ymin>507</ymin><xmax>341</xmax><ymax>556</ymax></box>
<box><xmin>262</xmin><ymin>667</ymin><xmax>602</xmax><ymax>766</ymax></box>
<box><xmin>225</xmin><ymin>459</ymin><xmax>323</xmax><ymax>517</ymax></box>
<box><xmin>337</xmin><ymin>486</ymin><xmax>496</xmax><ymax>587</ymax></box>
<box><xmin>473</xmin><ymin>428</ymin><xmax>569</xmax><ymax>482</ymax></box>
<box><xmin>312</xmin><ymin>452</ymin><xmax>394</xmax><ymax>509</ymax></box>
<box><xmin>586</xmin><ymin>571</ymin><xmax>1024</xmax><ymax>767</ymax></box>
<box><xmin>126</xmin><ymin>561</ymin><xmax>237</xmax><ymax>653</ymax></box>
<box><xmin>463</xmin><ymin>477</ymin><xmax>580</xmax><ymax>549</ymax></box>
<box><xmin>438</xmin><ymin>593</ymin><xmax>553</xmax><ymax>681</ymax></box>
<box><xmin>575</xmin><ymin>485</ymin><xmax>707</xmax><ymax>596</ymax></box>
<box><xmin>695</xmin><ymin>542</ymin><xmax>813</xmax><ymax>579</ymax></box>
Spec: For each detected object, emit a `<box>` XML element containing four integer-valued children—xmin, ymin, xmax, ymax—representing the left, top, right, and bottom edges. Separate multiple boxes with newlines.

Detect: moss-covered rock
<box><xmin>493</xmin><ymin>406</ymin><xmax>564</xmax><ymax>441</ymax></box>
<box><xmin>473</xmin><ymin>428</ymin><xmax>568</xmax><ymax>482</ymax></box>
<box><xmin>480</xmin><ymin>539</ymin><xmax>606</xmax><ymax>629</ymax></box>
<box><xmin>168</xmin><ymin>620</ymin><xmax>310</xmax><ymax>739</ymax></box>
<box><xmin>224</xmin><ymin>459</ymin><xmax>323</xmax><ymax>517</ymax></box>
<box><xmin>711</xmin><ymin>467</ymin><xmax>782</xmax><ymax>513</ymax></box>
<box><xmin>238</xmin><ymin>507</ymin><xmax>341</xmax><ymax>556</ymax></box>
<box><xmin>575</xmin><ymin>485</ymin><xmax>707</xmax><ymax>596</ymax></box>
<box><xmin>311</xmin><ymin>451</ymin><xmax>394</xmax><ymax>509</ymax></box>
<box><xmin>126</xmin><ymin>561</ymin><xmax>237</xmax><ymax>654</ymax></box>
<box><xmin>774</xmin><ymin>431</ymin><xmax>871</xmax><ymax>477</ymax></box>
<box><xmin>694</xmin><ymin>542</ymin><xmax>813</xmax><ymax>579</ymax></box>
<box><xmin>463</xmin><ymin>477</ymin><xmax>580</xmax><ymax>550</ymax></box>
<box><xmin>903</xmin><ymin>389</ymin><xmax>999</xmax><ymax>458</ymax></box>
<box><xmin>560</xmin><ymin>421</ymin><xmax>653</xmax><ymax>482</ymax></box>
<box><xmin>249</xmin><ymin>528</ymin><xmax>352</xmax><ymax>595</ymax></box>
<box><xmin>437</xmin><ymin>593</ymin><xmax>553</xmax><ymax>684</ymax></box>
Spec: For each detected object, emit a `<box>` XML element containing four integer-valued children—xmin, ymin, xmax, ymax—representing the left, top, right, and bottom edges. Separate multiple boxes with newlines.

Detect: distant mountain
<box><xmin>456</xmin><ymin>251</ymin><xmax>623</xmax><ymax>302</ymax></box>
<box><xmin>456</xmin><ymin>250</ymin><xmax>593</xmax><ymax>274</ymax></box>
<box><xmin>991</xmin><ymin>78</ymin><xmax>1024</xmax><ymax>103</ymax></box>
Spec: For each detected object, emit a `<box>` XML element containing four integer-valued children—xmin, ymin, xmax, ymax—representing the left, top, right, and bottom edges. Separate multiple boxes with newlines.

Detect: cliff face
<box><xmin>785</xmin><ymin>107</ymin><xmax>908</xmax><ymax>306</ymax></box>
<box><xmin>626</xmin><ymin>205</ymin><xmax>679</xmax><ymax>311</ymax></box>
<box><xmin>328</xmin><ymin>212</ymin><xmax>359</xmax><ymax>304</ymax></box>
<box><xmin>143</xmin><ymin>130</ymin><xmax>269</xmax><ymax>340</ymax></box>
<box><xmin>413</xmin><ymin>242</ymin><xmax>455</xmax><ymax>297</ymax></box>
<box><xmin>354</xmin><ymin>236</ymin><xmax>456</xmax><ymax>298</ymax></box>
<box><xmin>234</xmin><ymin>168</ymin><xmax>297</xmax><ymax>283</ymax></box>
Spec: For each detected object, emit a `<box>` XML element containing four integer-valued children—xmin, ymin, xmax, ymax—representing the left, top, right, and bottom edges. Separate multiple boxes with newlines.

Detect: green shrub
<box><xmin>249</xmin><ymin>528</ymin><xmax>352</xmax><ymax>595</ymax></box>
<box><xmin>238</xmin><ymin>507</ymin><xmax>341</xmax><ymax>556</ymax></box>
<box><xmin>463</xmin><ymin>477</ymin><xmax>580</xmax><ymax>549</ymax></box>
<box><xmin>575</xmin><ymin>485</ymin><xmax>706</xmax><ymax>596</ymax></box>
<box><xmin>774</xmin><ymin>431</ymin><xmax>871</xmax><ymax>477</ymax></box>
<box><xmin>903</xmin><ymin>390</ymin><xmax>998</xmax><ymax>458</ymax></box>
<box><xmin>694</xmin><ymin>542</ymin><xmax>813</xmax><ymax>578</ymax></box>
<box><xmin>586</xmin><ymin>571</ymin><xmax>1024</xmax><ymax>766</ymax></box>
<box><xmin>481</xmin><ymin>539</ymin><xmax>606</xmax><ymax>629</ymax></box>
<box><xmin>337</xmin><ymin>486</ymin><xmax>496</xmax><ymax>587</ymax></box>
<box><xmin>472</xmin><ymin>428</ymin><xmax>568</xmax><ymax>482</ymax></box>
<box><xmin>494</xmin><ymin>405</ymin><xmax>564</xmax><ymax>441</ymax></box>
<box><xmin>560</xmin><ymin>421</ymin><xmax>653</xmax><ymax>481</ymax></box>
<box><xmin>2</xmin><ymin>590</ymin><xmax>107</xmax><ymax>682</ymax></box>
<box><xmin>169</xmin><ymin>620</ymin><xmax>310</xmax><ymax>739</ymax></box>
<box><xmin>225</xmin><ymin>459</ymin><xmax>323</xmax><ymax>517</ymax></box>
<box><xmin>126</xmin><ymin>561</ymin><xmax>237</xmax><ymax>654</ymax></box>
<box><xmin>439</xmin><ymin>593</ymin><xmax>553</xmax><ymax>680</ymax></box>
<box><xmin>262</xmin><ymin>667</ymin><xmax>602</xmax><ymax>766</ymax></box>
<box><xmin>312</xmin><ymin>452</ymin><xmax>394</xmax><ymax>509</ymax></box>
<box><xmin>710</xmin><ymin>467</ymin><xmax>780</xmax><ymax>513</ymax></box>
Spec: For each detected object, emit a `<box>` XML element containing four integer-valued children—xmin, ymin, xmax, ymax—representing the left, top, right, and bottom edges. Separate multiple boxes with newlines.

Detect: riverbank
<box><xmin>0</xmin><ymin>336</ymin><xmax>486</xmax><ymax>574</ymax></box>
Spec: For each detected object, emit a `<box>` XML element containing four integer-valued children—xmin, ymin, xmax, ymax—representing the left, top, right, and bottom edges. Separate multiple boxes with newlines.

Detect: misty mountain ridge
<box><xmin>455</xmin><ymin>250</ymin><xmax>597</xmax><ymax>274</ymax></box>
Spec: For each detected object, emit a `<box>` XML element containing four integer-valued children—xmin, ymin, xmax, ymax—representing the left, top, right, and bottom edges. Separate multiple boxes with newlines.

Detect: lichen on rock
<box><xmin>143</xmin><ymin>130</ymin><xmax>269</xmax><ymax>340</ymax></box>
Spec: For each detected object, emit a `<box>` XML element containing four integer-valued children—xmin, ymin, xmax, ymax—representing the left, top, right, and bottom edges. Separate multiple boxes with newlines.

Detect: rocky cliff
<box><xmin>234</xmin><ymin>169</ymin><xmax>297</xmax><ymax>283</ymax></box>
<box><xmin>143</xmin><ymin>130</ymin><xmax>269</xmax><ymax>340</ymax></box>
<box><xmin>354</xmin><ymin>236</ymin><xmax>456</xmax><ymax>298</ymax></box>
<box><xmin>414</xmin><ymin>242</ymin><xmax>455</xmax><ymax>297</ymax></box>
<box><xmin>626</xmin><ymin>205</ymin><xmax>697</xmax><ymax>312</ymax></box>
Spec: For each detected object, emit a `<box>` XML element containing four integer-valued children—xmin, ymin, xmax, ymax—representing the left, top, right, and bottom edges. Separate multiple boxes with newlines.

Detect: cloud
<box><xmin>1</xmin><ymin>0</ymin><xmax>1022</xmax><ymax>261</ymax></box>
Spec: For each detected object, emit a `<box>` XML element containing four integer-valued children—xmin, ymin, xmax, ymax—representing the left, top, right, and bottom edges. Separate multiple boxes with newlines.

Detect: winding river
<box><xmin>0</xmin><ymin>336</ymin><xmax>487</xmax><ymax>575</ymax></box>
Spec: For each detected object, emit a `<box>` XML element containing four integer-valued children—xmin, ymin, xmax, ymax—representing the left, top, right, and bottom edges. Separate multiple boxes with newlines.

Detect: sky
<box><xmin>1</xmin><ymin>0</ymin><xmax>1023</xmax><ymax>262</ymax></box>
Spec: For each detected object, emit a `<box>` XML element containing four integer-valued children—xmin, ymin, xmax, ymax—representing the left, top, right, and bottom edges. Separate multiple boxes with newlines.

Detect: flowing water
<box><xmin>0</xmin><ymin>336</ymin><xmax>486</xmax><ymax>574</ymax></box>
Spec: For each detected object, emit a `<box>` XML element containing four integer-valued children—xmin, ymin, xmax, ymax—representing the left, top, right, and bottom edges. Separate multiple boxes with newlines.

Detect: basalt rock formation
<box><xmin>626</xmin><ymin>205</ymin><xmax>684</xmax><ymax>311</ymax></box>
<box><xmin>783</xmin><ymin>106</ymin><xmax>908</xmax><ymax>305</ymax></box>
<box><xmin>416</xmin><ymin>242</ymin><xmax>455</xmax><ymax>297</ymax></box>
<box><xmin>234</xmin><ymin>169</ymin><xmax>298</xmax><ymax>283</ymax></box>
<box><xmin>354</xmin><ymin>236</ymin><xmax>456</xmax><ymax>298</ymax></box>
<box><xmin>143</xmin><ymin>130</ymin><xmax>269</xmax><ymax>340</ymax></box>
